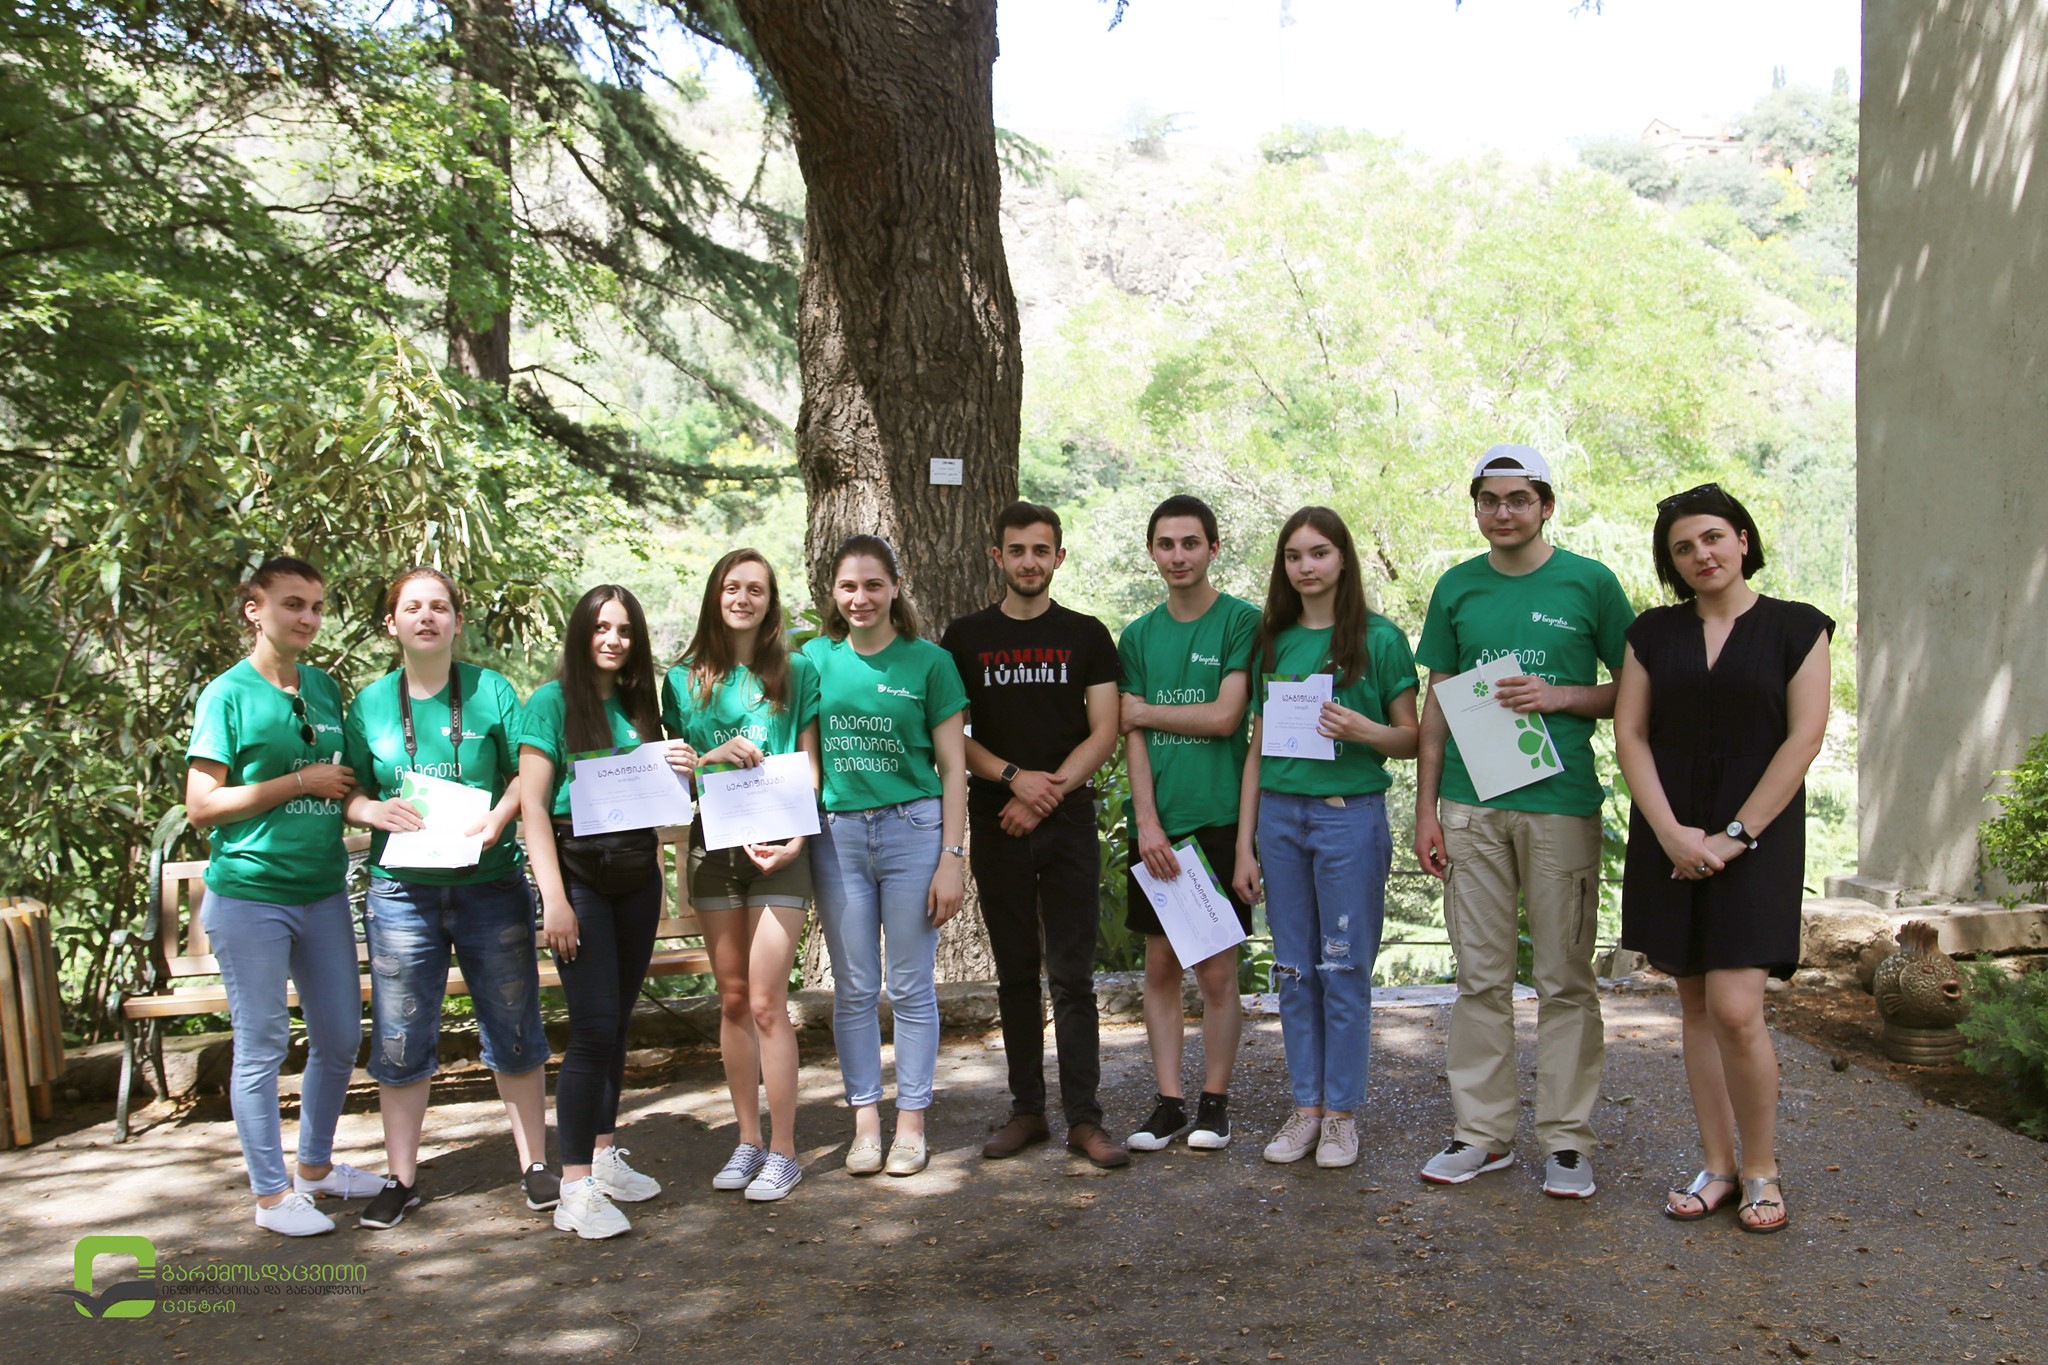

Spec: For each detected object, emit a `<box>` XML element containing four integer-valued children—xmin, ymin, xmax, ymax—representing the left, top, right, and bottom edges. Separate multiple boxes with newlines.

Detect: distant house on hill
<box><xmin>1641</xmin><ymin>118</ymin><xmax>1744</xmax><ymax>165</ymax></box>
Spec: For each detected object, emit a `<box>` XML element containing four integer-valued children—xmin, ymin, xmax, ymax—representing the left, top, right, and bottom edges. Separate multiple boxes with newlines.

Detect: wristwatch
<box><xmin>1725</xmin><ymin>820</ymin><xmax>1760</xmax><ymax>851</ymax></box>
<box><xmin>997</xmin><ymin>762</ymin><xmax>1019</xmax><ymax>785</ymax></box>
<box><xmin>941</xmin><ymin>845</ymin><xmax>968</xmax><ymax>860</ymax></box>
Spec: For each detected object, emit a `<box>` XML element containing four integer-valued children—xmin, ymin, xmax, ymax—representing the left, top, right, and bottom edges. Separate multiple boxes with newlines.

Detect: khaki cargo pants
<box><xmin>1439</xmin><ymin>799</ymin><xmax>1604</xmax><ymax>1155</ymax></box>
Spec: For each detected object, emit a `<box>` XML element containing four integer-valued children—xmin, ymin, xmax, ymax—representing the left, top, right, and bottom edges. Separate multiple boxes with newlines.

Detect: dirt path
<box><xmin>6</xmin><ymin>994</ymin><xmax>2043</xmax><ymax>1364</ymax></box>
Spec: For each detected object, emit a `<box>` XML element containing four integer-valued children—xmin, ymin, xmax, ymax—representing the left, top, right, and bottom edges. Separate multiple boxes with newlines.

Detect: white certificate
<box><xmin>379</xmin><ymin>771</ymin><xmax>493</xmax><ymax>869</ymax></box>
<box><xmin>1131</xmin><ymin>840</ymin><xmax>1247</xmax><ymax>969</ymax></box>
<box><xmin>1260</xmin><ymin>673</ymin><xmax>1336</xmax><ymax>761</ymax></box>
<box><xmin>697</xmin><ymin>752</ymin><xmax>822</xmax><ymax>850</ymax></box>
<box><xmin>568</xmin><ymin>741</ymin><xmax>694</xmax><ymax>836</ymax></box>
<box><xmin>1431</xmin><ymin>653</ymin><xmax>1565</xmax><ymax>801</ymax></box>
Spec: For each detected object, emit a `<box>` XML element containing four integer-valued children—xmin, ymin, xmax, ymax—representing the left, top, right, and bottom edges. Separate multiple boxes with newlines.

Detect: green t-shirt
<box><xmin>186</xmin><ymin>659</ymin><xmax>349</xmax><ymax>903</ymax></box>
<box><xmin>1250</xmin><ymin>616</ymin><xmax>1419</xmax><ymax>798</ymax></box>
<box><xmin>802</xmin><ymin>634</ymin><xmax>969</xmax><ymax>813</ymax></box>
<box><xmin>343</xmin><ymin>664</ymin><xmax>525</xmax><ymax>885</ymax></box>
<box><xmin>661</xmin><ymin>654</ymin><xmax>820</xmax><ymax>758</ymax></box>
<box><xmin>520</xmin><ymin>680</ymin><xmax>653</xmax><ymax>818</ymax></box>
<box><xmin>1117</xmin><ymin>592</ymin><xmax>1262</xmax><ymax>836</ymax></box>
<box><xmin>1415</xmin><ymin>546</ymin><xmax>1634</xmax><ymax>817</ymax></box>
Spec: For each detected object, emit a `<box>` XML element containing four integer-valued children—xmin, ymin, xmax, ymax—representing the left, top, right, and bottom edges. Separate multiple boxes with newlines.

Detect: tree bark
<box><xmin>728</xmin><ymin>0</ymin><xmax>1019</xmax><ymax>632</ymax></box>
<box><xmin>445</xmin><ymin>0</ymin><xmax>515</xmax><ymax>387</ymax></box>
<box><xmin>733</xmin><ymin>0</ymin><xmax>1021</xmax><ymax>982</ymax></box>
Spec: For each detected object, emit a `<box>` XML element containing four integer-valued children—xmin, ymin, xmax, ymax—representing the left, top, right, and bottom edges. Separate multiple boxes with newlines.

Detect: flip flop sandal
<box><xmin>1663</xmin><ymin>1169</ymin><xmax>1738</xmax><ymax>1221</ymax></box>
<box><xmin>1736</xmin><ymin>1175</ymin><xmax>1788</xmax><ymax>1235</ymax></box>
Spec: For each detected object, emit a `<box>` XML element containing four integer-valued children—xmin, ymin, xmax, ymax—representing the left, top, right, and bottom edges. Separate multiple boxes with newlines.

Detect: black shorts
<box><xmin>1124</xmin><ymin>822</ymin><xmax>1255</xmax><ymax>939</ymax></box>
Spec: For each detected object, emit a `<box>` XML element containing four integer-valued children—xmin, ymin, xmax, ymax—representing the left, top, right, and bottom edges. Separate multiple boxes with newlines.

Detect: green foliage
<box><xmin>1674</xmin><ymin>156</ymin><xmax>1787</xmax><ymax>237</ymax></box>
<box><xmin>1094</xmin><ymin>745</ymin><xmax>1143</xmax><ymax>973</ymax></box>
<box><xmin>1982</xmin><ymin>732</ymin><xmax>2048</xmax><ymax>903</ymax></box>
<box><xmin>0</xmin><ymin>338</ymin><xmax>601</xmax><ymax>1034</ymax></box>
<box><xmin>1958</xmin><ymin>961</ymin><xmax>2048</xmax><ymax>1139</ymax></box>
<box><xmin>1576</xmin><ymin>136</ymin><xmax>1677</xmax><ymax>200</ymax></box>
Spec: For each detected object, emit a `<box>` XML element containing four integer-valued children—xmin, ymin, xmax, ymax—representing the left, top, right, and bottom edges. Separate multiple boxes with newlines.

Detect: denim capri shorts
<box><xmin>364</xmin><ymin>873</ymin><xmax>551</xmax><ymax>1086</ymax></box>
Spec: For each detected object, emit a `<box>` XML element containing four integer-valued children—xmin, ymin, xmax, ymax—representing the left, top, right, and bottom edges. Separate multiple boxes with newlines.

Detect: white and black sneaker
<box><xmin>523</xmin><ymin>1163</ymin><xmax>561</xmax><ymax>1211</ymax></box>
<box><xmin>359</xmin><ymin>1178</ymin><xmax>422</xmax><ymax>1230</ymax></box>
<box><xmin>1126</xmin><ymin>1096</ymin><xmax>1187</xmax><ymax>1153</ymax></box>
<box><xmin>1187</xmin><ymin>1092</ymin><xmax>1232</xmax><ymax>1150</ymax></box>
<box><xmin>713</xmin><ymin>1142</ymin><xmax>768</xmax><ymax>1192</ymax></box>
<box><xmin>744</xmin><ymin>1152</ymin><xmax>803</xmax><ymax>1203</ymax></box>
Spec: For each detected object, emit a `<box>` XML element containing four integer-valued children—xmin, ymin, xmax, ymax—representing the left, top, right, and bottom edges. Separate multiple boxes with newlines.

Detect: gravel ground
<box><xmin>5</xmin><ymin>993</ymin><xmax>2043</xmax><ymax>1364</ymax></box>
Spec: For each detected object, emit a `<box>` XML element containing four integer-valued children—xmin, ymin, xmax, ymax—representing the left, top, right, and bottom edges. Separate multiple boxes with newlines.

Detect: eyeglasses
<box><xmin>1657</xmin><ymin>482</ymin><xmax>1731</xmax><ymax>511</ymax></box>
<box><xmin>1474</xmin><ymin>493</ymin><xmax>1540</xmax><ymax>515</ymax></box>
<box><xmin>289</xmin><ymin>693</ymin><xmax>316</xmax><ymax>749</ymax></box>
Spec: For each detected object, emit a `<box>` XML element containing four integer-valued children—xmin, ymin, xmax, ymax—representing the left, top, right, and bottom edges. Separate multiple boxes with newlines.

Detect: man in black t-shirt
<box><xmin>941</xmin><ymin>501</ymin><xmax>1126</xmax><ymax>1169</ymax></box>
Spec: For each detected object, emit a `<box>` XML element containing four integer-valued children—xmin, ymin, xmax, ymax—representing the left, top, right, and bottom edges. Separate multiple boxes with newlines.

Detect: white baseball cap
<box><xmin>1470</xmin><ymin>443</ymin><xmax>1552</xmax><ymax>483</ymax></box>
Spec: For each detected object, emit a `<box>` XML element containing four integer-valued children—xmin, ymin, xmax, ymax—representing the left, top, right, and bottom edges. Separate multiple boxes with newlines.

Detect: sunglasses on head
<box><xmin>1657</xmin><ymin>482</ymin><xmax>1733</xmax><ymax>512</ymax></box>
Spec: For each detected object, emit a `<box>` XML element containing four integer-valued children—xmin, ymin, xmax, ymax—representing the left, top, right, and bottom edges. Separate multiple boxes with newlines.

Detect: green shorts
<box><xmin>687</xmin><ymin>835</ymin><xmax>814</xmax><ymax>912</ymax></box>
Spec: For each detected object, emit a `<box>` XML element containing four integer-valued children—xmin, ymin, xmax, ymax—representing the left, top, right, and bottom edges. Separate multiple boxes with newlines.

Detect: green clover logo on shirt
<box><xmin>1512</xmin><ymin>715</ymin><xmax>1557</xmax><ymax>769</ymax></box>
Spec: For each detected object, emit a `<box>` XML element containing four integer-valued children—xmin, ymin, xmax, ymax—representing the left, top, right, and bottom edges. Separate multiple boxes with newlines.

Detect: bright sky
<box><xmin>991</xmin><ymin>0</ymin><xmax>1862</xmax><ymax>160</ymax></box>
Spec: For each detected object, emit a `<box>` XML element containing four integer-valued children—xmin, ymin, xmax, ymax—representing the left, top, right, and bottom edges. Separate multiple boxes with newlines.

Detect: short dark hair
<box><xmin>1468</xmin><ymin>457</ymin><xmax>1554</xmax><ymax>506</ymax></box>
<box><xmin>1146</xmin><ymin>494</ymin><xmax>1219</xmax><ymax>545</ymax></box>
<box><xmin>1651</xmin><ymin>484</ymin><xmax>1767</xmax><ymax>601</ymax></box>
<box><xmin>993</xmin><ymin>500</ymin><xmax>1062</xmax><ymax>549</ymax></box>
<box><xmin>237</xmin><ymin>556</ymin><xmax>323</xmax><ymax>635</ymax></box>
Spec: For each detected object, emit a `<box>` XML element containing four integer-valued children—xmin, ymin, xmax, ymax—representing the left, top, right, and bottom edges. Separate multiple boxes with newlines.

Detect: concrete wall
<box><xmin>1860</xmin><ymin>0</ymin><xmax>2048</xmax><ymax>898</ymax></box>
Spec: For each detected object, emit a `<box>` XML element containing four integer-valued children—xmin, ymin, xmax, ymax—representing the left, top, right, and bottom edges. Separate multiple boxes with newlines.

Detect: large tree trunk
<box><xmin>734</xmin><ymin>0</ymin><xmax>1021</xmax><ymax>983</ymax></box>
<box><xmin>445</xmin><ymin>0</ymin><xmax>515</xmax><ymax>387</ymax></box>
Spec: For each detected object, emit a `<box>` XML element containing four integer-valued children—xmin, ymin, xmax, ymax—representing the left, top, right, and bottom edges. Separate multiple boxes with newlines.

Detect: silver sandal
<box><xmin>1663</xmin><ymin>1169</ymin><xmax>1737</xmax><ymax>1221</ymax></box>
<box><xmin>1736</xmin><ymin>1174</ymin><xmax>1787</xmax><ymax>1235</ymax></box>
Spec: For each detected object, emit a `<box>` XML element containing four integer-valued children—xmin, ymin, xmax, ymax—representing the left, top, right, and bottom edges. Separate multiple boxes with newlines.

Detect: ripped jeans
<box><xmin>1257</xmin><ymin>791</ymin><xmax>1390</xmax><ymax>1113</ymax></box>
<box><xmin>365</xmin><ymin>875</ymin><xmax>549</xmax><ymax>1087</ymax></box>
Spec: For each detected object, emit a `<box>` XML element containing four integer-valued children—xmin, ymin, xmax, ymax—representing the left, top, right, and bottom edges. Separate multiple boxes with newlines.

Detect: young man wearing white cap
<box><xmin>1412</xmin><ymin>444</ymin><xmax>1634</xmax><ymax>1198</ymax></box>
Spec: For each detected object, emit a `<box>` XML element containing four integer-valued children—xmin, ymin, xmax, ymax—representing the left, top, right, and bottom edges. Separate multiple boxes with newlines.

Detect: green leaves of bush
<box><xmin>1958</xmin><ymin>961</ymin><xmax>2048</xmax><ymax>1139</ymax></box>
<box><xmin>1982</xmin><ymin>731</ymin><xmax>2048</xmax><ymax>904</ymax></box>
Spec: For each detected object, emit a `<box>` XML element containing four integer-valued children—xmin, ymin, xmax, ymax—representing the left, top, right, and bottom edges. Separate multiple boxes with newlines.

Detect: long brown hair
<box><xmin>820</xmin><ymin>535</ymin><xmax>921</xmax><ymax>641</ymax></box>
<box><xmin>1256</xmin><ymin>506</ymin><xmax>1372</xmax><ymax>688</ymax></box>
<box><xmin>681</xmin><ymin>549</ymin><xmax>792</xmax><ymax>711</ymax></box>
<box><xmin>557</xmin><ymin>585</ymin><xmax>663</xmax><ymax>754</ymax></box>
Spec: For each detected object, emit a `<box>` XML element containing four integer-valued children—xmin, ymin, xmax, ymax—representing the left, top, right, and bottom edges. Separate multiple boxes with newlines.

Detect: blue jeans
<box><xmin>812</xmin><ymin>798</ymin><xmax>943</xmax><ymax>1110</ymax></box>
<box><xmin>1257</xmin><ymin>792</ymin><xmax>1391</xmax><ymax>1113</ymax></box>
<box><xmin>201</xmin><ymin>890</ymin><xmax>363</xmax><ymax>1196</ymax></box>
<box><xmin>365</xmin><ymin>875</ymin><xmax>549</xmax><ymax>1086</ymax></box>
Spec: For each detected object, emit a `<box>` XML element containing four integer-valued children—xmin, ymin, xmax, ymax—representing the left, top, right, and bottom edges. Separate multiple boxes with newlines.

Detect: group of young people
<box><xmin>185</xmin><ymin>443</ymin><xmax>1830</xmax><ymax>1243</ymax></box>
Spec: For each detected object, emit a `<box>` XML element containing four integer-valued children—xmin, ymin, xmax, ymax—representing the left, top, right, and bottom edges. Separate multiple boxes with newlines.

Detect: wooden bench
<box><xmin>113</xmin><ymin>829</ymin><xmax>709</xmax><ymax>1141</ymax></box>
<box><xmin>0</xmin><ymin>898</ymin><xmax>65</xmax><ymax>1148</ymax></box>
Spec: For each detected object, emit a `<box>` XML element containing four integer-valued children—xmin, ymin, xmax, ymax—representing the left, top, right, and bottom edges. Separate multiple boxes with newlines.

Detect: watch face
<box><xmin>1726</xmin><ymin>822</ymin><xmax>1743</xmax><ymax>838</ymax></box>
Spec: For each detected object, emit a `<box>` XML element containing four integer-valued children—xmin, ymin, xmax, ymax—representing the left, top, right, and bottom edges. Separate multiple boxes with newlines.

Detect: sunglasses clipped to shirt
<box><xmin>288</xmin><ymin>670</ymin><xmax>316</xmax><ymax>749</ymax></box>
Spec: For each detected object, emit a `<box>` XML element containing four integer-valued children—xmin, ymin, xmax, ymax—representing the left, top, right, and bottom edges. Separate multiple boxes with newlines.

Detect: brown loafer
<box><xmin>981</xmin><ymin>1113</ymin><xmax>1051</xmax><ymax>1160</ymax></box>
<box><xmin>1065</xmin><ymin>1122</ymin><xmax>1130</xmax><ymax>1169</ymax></box>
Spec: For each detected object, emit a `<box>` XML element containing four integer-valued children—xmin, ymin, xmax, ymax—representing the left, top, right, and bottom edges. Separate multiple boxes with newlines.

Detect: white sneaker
<box><xmin>294</xmin><ymin>1162</ymin><xmax>384</xmax><ymax>1200</ymax></box>
<box><xmin>553</xmin><ymin>1176</ymin><xmax>631</xmax><ymax>1239</ymax></box>
<box><xmin>255</xmin><ymin>1191</ymin><xmax>335</xmax><ymax>1237</ymax></box>
<box><xmin>1315</xmin><ymin>1116</ymin><xmax>1360</xmax><ymax>1168</ymax></box>
<box><xmin>1261</xmin><ymin>1112</ymin><xmax>1321</xmax><ymax>1164</ymax></box>
<box><xmin>592</xmin><ymin>1145</ymin><xmax>662</xmax><ymax>1202</ymax></box>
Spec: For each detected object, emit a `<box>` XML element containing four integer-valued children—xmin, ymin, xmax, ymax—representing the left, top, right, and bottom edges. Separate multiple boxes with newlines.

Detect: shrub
<box><xmin>1982</xmin><ymin>732</ymin><xmax>2048</xmax><ymax>903</ymax></box>
<box><xmin>1958</xmin><ymin>961</ymin><xmax>2048</xmax><ymax>1138</ymax></box>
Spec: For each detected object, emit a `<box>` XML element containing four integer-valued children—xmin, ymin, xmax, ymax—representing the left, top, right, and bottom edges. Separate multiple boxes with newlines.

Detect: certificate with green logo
<box><xmin>1431</xmin><ymin>653</ymin><xmax>1564</xmax><ymax>800</ymax></box>
<box><xmin>380</xmin><ymin>771</ymin><xmax>492</xmax><ymax>869</ymax></box>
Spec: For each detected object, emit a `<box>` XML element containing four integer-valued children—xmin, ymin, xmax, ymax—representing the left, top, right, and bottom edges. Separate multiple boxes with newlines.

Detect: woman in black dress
<box><xmin>1616</xmin><ymin>484</ymin><xmax>1832</xmax><ymax>1235</ymax></box>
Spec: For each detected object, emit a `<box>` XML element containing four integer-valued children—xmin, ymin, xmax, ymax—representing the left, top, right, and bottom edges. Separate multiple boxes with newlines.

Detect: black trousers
<box><xmin>553</xmin><ymin>871</ymin><xmax>663</xmax><ymax>1166</ymax></box>
<box><xmin>969</xmin><ymin>789</ymin><xmax>1103</xmax><ymax>1127</ymax></box>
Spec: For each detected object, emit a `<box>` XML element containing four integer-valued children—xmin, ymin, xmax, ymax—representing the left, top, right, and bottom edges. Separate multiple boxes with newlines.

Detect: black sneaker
<box><xmin>358</xmin><ymin>1178</ymin><xmax>421</xmax><ymax>1230</ymax></box>
<box><xmin>1187</xmin><ymin>1091</ymin><xmax>1231</xmax><ymax>1150</ymax></box>
<box><xmin>523</xmin><ymin>1163</ymin><xmax>561</xmax><ymax>1211</ymax></box>
<box><xmin>1126</xmin><ymin>1096</ymin><xmax>1187</xmax><ymax>1153</ymax></box>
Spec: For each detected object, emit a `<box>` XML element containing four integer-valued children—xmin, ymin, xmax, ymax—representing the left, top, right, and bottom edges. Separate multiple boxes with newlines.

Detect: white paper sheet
<box><xmin>568</xmin><ymin>741</ymin><xmax>695</xmax><ymax>836</ymax></box>
<box><xmin>1259</xmin><ymin>673</ymin><xmax>1337</xmax><ymax>761</ymax></box>
<box><xmin>696</xmin><ymin>752</ymin><xmax>822</xmax><ymax>851</ymax></box>
<box><xmin>1431</xmin><ymin>653</ymin><xmax>1565</xmax><ymax>801</ymax></box>
<box><xmin>1131</xmin><ymin>840</ymin><xmax>1248</xmax><ymax>969</ymax></box>
<box><xmin>378</xmin><ymin>771</ymin><xmax>493</xmax><ymax>869</ymax></box>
